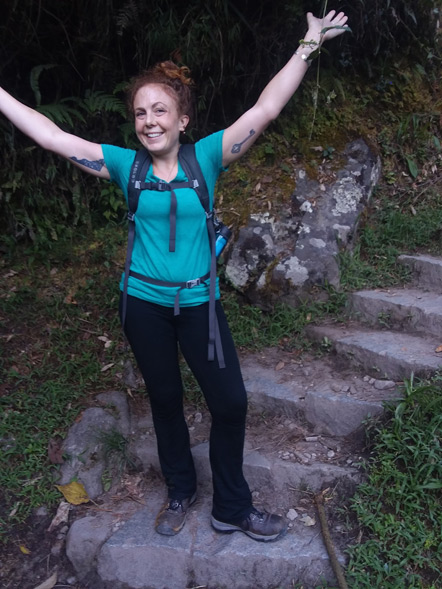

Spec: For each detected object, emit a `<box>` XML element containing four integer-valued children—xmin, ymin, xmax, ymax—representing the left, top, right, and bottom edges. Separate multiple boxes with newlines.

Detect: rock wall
<box><xmin>225</xmin><ymin>138</ymin><xmax>381</xmax><ymax>307</ymax></box>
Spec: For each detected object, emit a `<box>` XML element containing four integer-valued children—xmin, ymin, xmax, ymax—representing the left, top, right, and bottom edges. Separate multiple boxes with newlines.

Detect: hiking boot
<box><xmin>155</xmin><ymin>493</ymin><xmax>197</xmax><ymax>536</ymax></box>
<box><xmin>211</xmin><ymin>507</ymin><xmax>287</xmax><ymax>542</ymax></box>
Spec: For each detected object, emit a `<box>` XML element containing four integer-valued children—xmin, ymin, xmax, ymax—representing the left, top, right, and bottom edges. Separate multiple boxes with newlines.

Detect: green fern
<box><xmin>81</xmin><ymin>90</ymin><xmax>126</xmax><ymax>117</ymax></box>
<box><xmin>36</xmin><ymin>100</ymin><xmax>85</xmax><ymax>128</ymax></box>
<box><xmin>29</xmin><ymin>64</ymin><xmax>57</xmax><ymax>107</ymax></box>
<box><xmin>115</xmin><ymin>0</ymin><xmax>139</xmax><ymax>35</ymax></box>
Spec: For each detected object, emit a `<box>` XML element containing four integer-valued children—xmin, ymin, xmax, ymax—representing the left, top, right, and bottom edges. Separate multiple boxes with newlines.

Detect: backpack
<box><xmin>121</xmin><ymin>143</ymin><xmax>230</xmax><ymax>369</ymax></box>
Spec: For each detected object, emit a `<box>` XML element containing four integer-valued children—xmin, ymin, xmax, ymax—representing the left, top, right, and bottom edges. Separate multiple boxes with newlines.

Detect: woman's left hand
<box><xmin>304</xmin><ymin>10</ymin><xmax>349</xmax><ymax>47</ymax></box>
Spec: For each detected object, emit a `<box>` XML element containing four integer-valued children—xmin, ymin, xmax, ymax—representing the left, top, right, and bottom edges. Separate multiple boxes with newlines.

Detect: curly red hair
<box><xmin>127</xmin><ymin>61</ymin><xmax>195</xmax><ymax>121</ymax></box>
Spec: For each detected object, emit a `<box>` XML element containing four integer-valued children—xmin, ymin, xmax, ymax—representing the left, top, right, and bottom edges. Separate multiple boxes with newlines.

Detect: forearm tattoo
<box><xmin>231</xmin><ymin>129</ymin><xmax>256</xmax><ymax>154</ymax></box>
<box><xmin>70</xmin><ymin>156</ymin><xmax>106</xmax><ymax>171</ymax></box>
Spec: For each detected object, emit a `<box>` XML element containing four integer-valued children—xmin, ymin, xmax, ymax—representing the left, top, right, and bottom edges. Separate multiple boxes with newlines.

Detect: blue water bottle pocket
<box><xmin>214</xmin><ymin>222</ymin><xmax>232</xmax><ymax>258</ymax></box>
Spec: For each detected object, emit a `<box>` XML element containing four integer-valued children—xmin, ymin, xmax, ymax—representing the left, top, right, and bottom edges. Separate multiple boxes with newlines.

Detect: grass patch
<box><xmin>339</xmin><ymin>188</ymin><xmax>442</xmax><ymax>291</ymax></box>
<box><xmin>223</xmin><ymin>287</ymin><xmax>346</xmax><ymax>350</ymax></box>
<box><xmin>0</xmin><ymin>227</ymin><xmax>129</xmax><ymax>538</ymax></box>
<box><xmin>346</xmin><ymin>377</ymin><xmax>442</xmax><ymax>588</ymax></box>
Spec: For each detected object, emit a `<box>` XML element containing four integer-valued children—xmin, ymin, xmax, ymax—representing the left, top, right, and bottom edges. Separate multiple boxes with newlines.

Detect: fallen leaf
<box><xmin>275</xmin><ymin>361</ymin><xmax>285</xmax><ymax>371</ymax></box>
<box><xmin>19</xmin><ymin>545</ymin><xmax>31</xmax><ymax>554</ymax></box>
<box><xmin>255</xmin><ymin>182</ymin><xmax>261</xmax><ymax>193</ymax></box>
<box><xmin>300</xmin><ymin>514</ymin><xmax>316</xmax><ymax>527</ymax></box>
<box><xmin>55</xmin><ymin>481</ymin><xmax>90</xmax><ymax>505</ymax></box>
<box><xmin>32</xmin><ymin>572</ymin><xmax>58</xmax><ymax>589</ymax></box>
<box><xmin>435</xmin><ymin>345</ymin><xmax>442</xmax><ymax>353</ymax></box>
<box><xmin>101</xmin><ymin>362</ymin><xmax>115</xmax><ymax>372</ymax></box>
<box><xmin>122</xmin><ymin>474</ymin><xmax>144</xmax><ymax>500</ymax></box>
<box><xmin>9</xmin><ymin>502</ymin><xmax>19</xmax><ymax>517</ymax></box>
<box><xmin>63</xmin><ymin>291</ymin><xmax>78</xmax><ymax>305</ymax></box>
<box><xmin>47</xmin><ymin>501</ymin><xmax>71</xmax><ymax>532</ymax></box>
<box><xmin>98</xmin><ymin>335</ymin><xmax>113</xmax><ymax>349</ymax></box>
<box><xmin>48</xmin><ymin>438</ymin><xmax>64</xmax><ymax>464</ymax></box>
<box><xmin>4</xmin><ymin>270</ymin><xmax>18</xmax><ymax>278</ymax></box>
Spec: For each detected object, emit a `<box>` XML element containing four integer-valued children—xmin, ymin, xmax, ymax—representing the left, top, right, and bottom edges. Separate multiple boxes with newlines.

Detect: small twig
<box><xmin>315</xmin><ymin>490</ymin><xmax>349</xmax><ymax>589</ymax></box>
<box><xmin>412</xmin><ymin>175</ymin><xmax>442</xmax><ymax>203</ymax></box>
<box><xmin>288</xmin><ymin>486</ymin><xmax>314</xmax><ymax>495</ymax></box>
<box><xmin>308</xmin><ymin>0</ymin><xmax>328</xmax><ymax>140</ymax></box>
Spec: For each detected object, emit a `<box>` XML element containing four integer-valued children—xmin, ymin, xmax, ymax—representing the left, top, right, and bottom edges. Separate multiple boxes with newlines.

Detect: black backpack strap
<box><xmin>128</xmin><ymin>148</ymin><xmax>152</xmax><ymax>216</ymax></box>
<box><xmin>178</xmin><ymin>143</ymin><xmax>210</xmax><ymax>214</ymax></box>
<box><xmin>178</xmin><ymin>144</ymin><xmax>225</xmax><ymax>369</ymax></box>
<box><xmin>121</xmin><ymin>149</ymin><xmax>152</xmax><ymax>330</ymax></box>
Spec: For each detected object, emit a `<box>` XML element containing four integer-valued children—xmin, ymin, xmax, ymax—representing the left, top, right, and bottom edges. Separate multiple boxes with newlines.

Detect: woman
<box><xmin>0</xmin><ymin>10</ymin><xmax>348</xmax><ymax>541</ymax></box>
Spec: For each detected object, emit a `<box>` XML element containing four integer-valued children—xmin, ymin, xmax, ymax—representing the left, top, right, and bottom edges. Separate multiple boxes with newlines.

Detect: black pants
<box><xmin>121</xmin><ymin>294</ymin><xmax>252</xmax><ymax>522</ymax></box>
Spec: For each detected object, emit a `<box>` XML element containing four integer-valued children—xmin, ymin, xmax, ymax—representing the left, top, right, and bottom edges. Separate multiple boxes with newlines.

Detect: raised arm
<box><xmin>222</xmin><ymin>10</ymin><xmax>348</xmax><ymax>166</ymax></box>
<box><xmin>0</xmin><ymin>87</ymin><xmax>110</xmax><ymax>179</ymax></box>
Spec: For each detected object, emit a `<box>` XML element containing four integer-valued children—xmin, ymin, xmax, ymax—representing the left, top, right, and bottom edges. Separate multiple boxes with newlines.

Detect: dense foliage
<box><xmin>0</xmin><ymin>0</ymin><xmax>440</xmax><ymax>245</ymax></box>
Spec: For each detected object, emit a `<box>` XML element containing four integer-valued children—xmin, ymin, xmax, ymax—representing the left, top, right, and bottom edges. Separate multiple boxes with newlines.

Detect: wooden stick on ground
<box><xmin>315</xmin><ymin>490</ymin><xmax>349</xmax><ymax>589</ymax></box>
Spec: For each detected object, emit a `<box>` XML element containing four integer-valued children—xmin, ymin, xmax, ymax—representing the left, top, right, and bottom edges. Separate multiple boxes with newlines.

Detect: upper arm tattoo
<box><xmin>231</xmin><ymin>129</ymin><xmax>256</xmax><ymax>154</ymax></box>
<box><xmin>70</xmin><ymin>156</ymin><xmax>106</xmax><ymax>171</ymax></box>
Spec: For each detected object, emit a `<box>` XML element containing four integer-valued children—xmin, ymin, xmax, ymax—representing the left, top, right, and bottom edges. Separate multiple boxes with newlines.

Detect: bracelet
<box><xmin>295</xmin><ymin>50</ymin><xmax>311</xmax><ymax>66</ymax></box>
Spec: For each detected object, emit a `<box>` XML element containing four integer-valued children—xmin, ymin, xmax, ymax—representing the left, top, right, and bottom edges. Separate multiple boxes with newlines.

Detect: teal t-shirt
<box><xmin>102</xmin><ymin>130</ymin><xmax>225</xmax><ymax>307</ymax></box>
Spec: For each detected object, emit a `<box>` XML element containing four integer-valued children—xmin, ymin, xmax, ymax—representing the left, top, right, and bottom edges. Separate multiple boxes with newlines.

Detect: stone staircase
<box><xmin>63</xmin><ymin>254</ymin><xmax>442</xmax><ymax>589</ymax></box>
<box><xmin>308</xmin><ymin>254</ymin><xmax>442</xmax><ymax>380</ymax></box>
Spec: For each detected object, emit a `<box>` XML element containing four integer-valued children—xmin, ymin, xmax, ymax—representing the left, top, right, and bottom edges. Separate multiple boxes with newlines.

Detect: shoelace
<box><xmin>167</xmin><ymin>499</ymin><xmax>184</xmax><ymax>512</ymax></box>
<box><xmin>249</xmin><ymin>508</ymin><xmax>266</xmax><ymax>521</ymax></box>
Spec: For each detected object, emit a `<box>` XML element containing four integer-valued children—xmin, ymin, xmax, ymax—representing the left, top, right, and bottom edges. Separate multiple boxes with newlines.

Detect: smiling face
<box><xmin>133</xmin><ymin>83</ymin><xmax>189</xmax><ymax>157</ymax></box>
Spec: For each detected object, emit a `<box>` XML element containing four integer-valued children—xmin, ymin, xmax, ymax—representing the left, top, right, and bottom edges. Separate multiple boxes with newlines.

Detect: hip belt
<box><xmin>128</xmin><ymin>270</ymin><xmax>225</xmax><ymax>368</ymax></box>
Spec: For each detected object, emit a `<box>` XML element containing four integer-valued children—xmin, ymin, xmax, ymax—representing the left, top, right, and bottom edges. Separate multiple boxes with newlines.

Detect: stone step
<box><xmin>307</xmin><ymin>323</ymin><xmax>442</xmax><ymax>381</ymax></box>
<box><xmin>240</xmin><ymin>351</ymin><xmax>399</xmax><ymax>437</ymax></box>
<box><xmin>67</xmin><ymin>492</ymin><xmax>345</xmax><ymax>589</ymax></box>
<box><xmin>398</xmin><ymin>254</ymin><xmax>442</xmax><ymax>292</ymax></box>
<box><xmin>131</xmin><ymin>434</ymin><xmax>361</xmax><ymax>499</ymax></box>
<box><xmin>350</xmin><ymin>287</ymin><xmax>442</xmax><ymax>338</ymax></box>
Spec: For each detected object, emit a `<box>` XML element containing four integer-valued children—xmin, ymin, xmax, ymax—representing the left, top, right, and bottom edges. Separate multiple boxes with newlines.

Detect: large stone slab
<box><xmin>308</xmin><ymin>324</ymin><xmax>442</xmax><ymax>380</ymax></box>
<box><xmin>95</xmin><ymin>495</ymin><xmax>342</xmax><ymax>589</ymax></box>
<box><xmin>350</xmin><ymin>288</ymin><xmax>442</xmax><ymax>338</ymax></box>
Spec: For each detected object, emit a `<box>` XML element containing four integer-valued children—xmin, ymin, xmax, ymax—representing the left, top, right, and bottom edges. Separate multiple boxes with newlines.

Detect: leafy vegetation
<box><xmin>1</xmin><ymin>0</ymin><xmax>440</xmax><ymax>245</ymax></box>
<box><xmin>346</xmin><ymin>377</ymin><xmax>442</xmax><ymax>588</ymax></box>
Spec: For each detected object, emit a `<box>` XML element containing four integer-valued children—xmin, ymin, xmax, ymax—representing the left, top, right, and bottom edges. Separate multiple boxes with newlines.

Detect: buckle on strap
<box><xmin>158</xmin><ymin>181</ymin><xmax>169</xmax><ymax>191</ymax></box>
<box><xmin>127</xmin><ymin>211</ymin><xmax>135</xmax><ymax>222</ymax></box>
<box><xmin>186</xmin><ymin>278</ymin><xmax>201</xmax><ymax>289</ymax></box>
